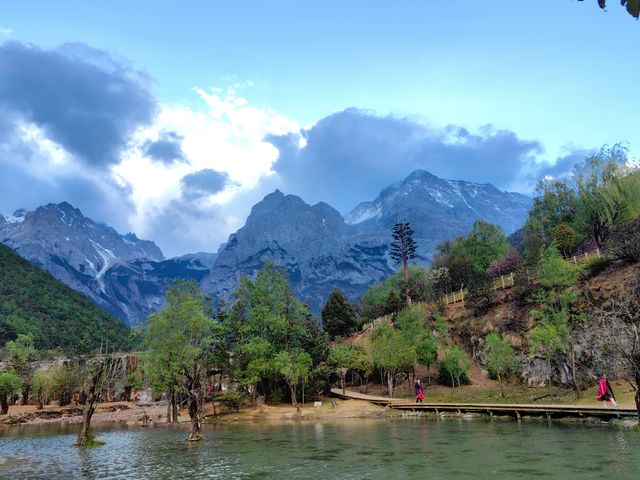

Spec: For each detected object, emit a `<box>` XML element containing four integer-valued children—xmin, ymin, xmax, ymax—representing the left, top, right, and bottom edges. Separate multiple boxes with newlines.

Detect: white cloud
<box><xmin>0</xmin><ymin>27</ymin><xmax>11</xmax><ymax>37</ymax></box>
<box><xmin>110</xmin><ymin>85</ymin><xmax>301</xmax><ymax>255</ymax></box>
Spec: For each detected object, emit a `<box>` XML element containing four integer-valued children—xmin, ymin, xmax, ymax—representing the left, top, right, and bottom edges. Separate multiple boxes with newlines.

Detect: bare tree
<box><xmin>76</xmin><ymin>354</ymin><xmax>119</xmax><ymax>446</ymax></box>
<box><xmin>182</xmin><ymin>359</ymin><xmax>204</xmax><ymax>442</ymax></box>
<box><xmin>585</xmin><ymin>273</ymin><xmax>640</xmax><ymax>423</ymax></box>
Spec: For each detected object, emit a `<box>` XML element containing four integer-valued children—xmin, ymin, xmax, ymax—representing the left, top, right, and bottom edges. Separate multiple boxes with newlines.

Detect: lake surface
<box><xmin>1</xmin><ymin>418</ymin><xmax>639</xmax><ymax>479</ymax></box>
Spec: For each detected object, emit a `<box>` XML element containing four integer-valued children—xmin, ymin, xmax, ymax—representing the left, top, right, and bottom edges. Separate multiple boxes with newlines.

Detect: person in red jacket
<box><xmin>597</xmin><ymin>374</ymin><xmax>617</xmax><ymax>408</ymax></box>
<box><xmin>415</xmin><ymin>379</ymin><xmax>424</xmax><ymax>403</ymax></box>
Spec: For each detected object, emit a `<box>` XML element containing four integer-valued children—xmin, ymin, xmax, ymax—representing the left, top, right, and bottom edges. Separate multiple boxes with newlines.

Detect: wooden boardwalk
<box><xmin>330</xmin><ymin>388</ymin><xmax>637</xmax><ymax>420</ymax></box>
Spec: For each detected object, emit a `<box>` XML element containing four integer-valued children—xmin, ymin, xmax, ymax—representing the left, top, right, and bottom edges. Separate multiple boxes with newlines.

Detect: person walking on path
<box><xmin>415</xmin><ymin>379</ymin><xmax>424</xmax><ymax>404</ymax></box>
<box><xmin>597</xmin><ymin>374</ymin><xmax>617</xmax><ymax>408</ymax></box>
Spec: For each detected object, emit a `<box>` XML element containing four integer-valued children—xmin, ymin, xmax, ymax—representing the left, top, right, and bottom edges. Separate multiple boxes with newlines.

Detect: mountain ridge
<box><xmin>1</xmin><ymin>170</ymin><xmax>531</xmax><ymax>324</ymax></box>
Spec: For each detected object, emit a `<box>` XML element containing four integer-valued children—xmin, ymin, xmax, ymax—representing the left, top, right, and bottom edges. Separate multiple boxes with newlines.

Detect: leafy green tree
<box><xmin>0</xmin><ymin>371</ymin><xmax>21</xmax><ymax>414</ymax></box>
<box><xmin>371</xmin><ymin>325</ymin><xmax>416</xmax><ymax>397</ymax></box>
<box><xmin>274</xmin><ymin>349</ymin><xmax>312</xmax><ymax>411</ymax></box>
<box><xmin>30</xmin><ymin>368</ymin><xmax>52</xmax><ymax>409</ymax></box>
<box><xmin>328</xmin><ymin>343</ymin><xmax>370</xmax><ymax>394</ymax></box>
<box><xmin>483</xmin><ymin>332</ymin><xmax>517</xmax><ymax>397</ymax></box>
<box><xmin>122</xmin><ymin>370</ymin><xmax>143</xmax><ymax>402</ymax></box>
<box><xmin>452</xmin><ymin>220</ymin><xmax>510</xmax><ymax>273</ymax></box>
<box><xmin>145</xmin><ymin>280</ymin><xmax>217</xmax><ymax>441</ymax></box>
<box><xmin>389</xmin><ymin>222</ymin><xmax>418</xmax><ymax>304</ymax></box>
<box><xmin>50</xmin><ymin>363</ymin><xmax>83</xmax><ymax>407</ymax></box>
<box><xmin>437</xmin><ymin>345</ymin><xmax>471</xmax><ymax>388</ymax></box>
<box><xmin>321</xmin><ymin>289</ymin><xmax>357</xmax><ymax>340</ymax></box>
<box><xmin>552</xmin><ymin>223</ymin><xmax>577</xmax><ymax>258</ymax></box>
<box><xmin>228</xmin><ymin>262</ymin><xmax>328</xmax><ymax>405</ymax></box>
<box><xmin>525</xmin><ymin>179</ymin><xmax>577</xmax><ymax>245</ymax></box>
<box><xmin>529</xmin><ymin>246</ymin><xmax>582</xmax><ymax>393</ymax></box>
<box><xmin>360</xmin><ymin>266</ymin><xmax>431</xmax><ymax>319</ymax></box>
<box><xmin>395</xmin><ymin>305</ymin><xmax>438</xmax><ymax>382</ymax></box>
<box><xmin>4</xmin><ymin>334</ymin><xmax>37</xmax><ymax>405</ymax></box>
<box><xmin>416</xmin><ymin>333</ymin><xmax>438</xmax><ymax>383</ymax></box>
<box><xmin>573</xmin><ymin>146</ymin><xmax>630</xmax><ymax>246</ymax></box>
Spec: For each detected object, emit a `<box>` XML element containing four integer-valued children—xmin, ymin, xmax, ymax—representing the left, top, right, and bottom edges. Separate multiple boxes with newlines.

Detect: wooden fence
<box><xmin>441</xmin><ymin>248</ymin><xmax>602</xmax><ymax>306</ymax></box>
<box><xmin>362</xmin><ymin>249</ymin><xmax>603</xmax><ymax>327</ymax></box>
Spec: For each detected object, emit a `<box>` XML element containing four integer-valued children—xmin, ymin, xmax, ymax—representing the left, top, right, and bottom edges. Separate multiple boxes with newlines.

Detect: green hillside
<box><xmin>0</xmin><ymin>243</ymin><xmax>133</xmax><ymax>354</ymax></box>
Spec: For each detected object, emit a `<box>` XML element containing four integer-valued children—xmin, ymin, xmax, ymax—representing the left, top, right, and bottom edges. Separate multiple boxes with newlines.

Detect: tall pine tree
<box><xmin>389</xmin><ymin>221</ymin><xmax>418</xmax><ymax>304</ymax></box>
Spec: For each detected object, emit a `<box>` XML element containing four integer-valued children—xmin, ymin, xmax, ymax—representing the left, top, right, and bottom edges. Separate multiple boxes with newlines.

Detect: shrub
<box><xmin>513</xmin><ymin>266</ymin><xmax>536</xmax><ymax>306</ymax></box>
<box><xmin>466</xmin><ymin>273</ymin><xmax>495</xmax><ymax>315</ymax></box>
<box><xmin>437</xmin><ymin>346</ymin><xmax>471</xmax><ymax>387</ymax></box>
<box><xmin>218</xmin><ymin>391</ymin><xmax>246</xmax><ymax>412</ymax></box>
<box><xmin>486</xmin><ymin>248</ymin><xmax>523</xmax><ymax>278</ymax></box>
<box><xmin>605</xmin><ymin>218</ymin><xmax>640</xmax><ymax>262</ymax></box>
<box><xmin>583</xmin><ymin>257</ymin><xmax>612</xmax><ymax>277</ymax></box>
<box><xmin>305</xmin><ymin>363</ymin><xmax>334</xmax><ymax>400</ymax></box>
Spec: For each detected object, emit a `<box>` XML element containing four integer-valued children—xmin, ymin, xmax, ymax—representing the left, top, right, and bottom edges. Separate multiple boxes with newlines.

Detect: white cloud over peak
<box><xmin>111</xmin><ymin>85</ymin><xmax>301</xmax><ymax>255</ymax></box>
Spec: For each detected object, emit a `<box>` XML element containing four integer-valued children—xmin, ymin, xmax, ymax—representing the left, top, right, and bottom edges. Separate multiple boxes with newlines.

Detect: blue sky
<box><xmin>0</xmin><ymin>1</ymin><xmax>638</xmax><ymax>255</ymax></box>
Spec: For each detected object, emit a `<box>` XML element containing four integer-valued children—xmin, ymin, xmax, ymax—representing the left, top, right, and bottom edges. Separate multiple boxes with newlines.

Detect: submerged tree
<box><xmin>389</xmin><ymin>222</ymin><xmax>418</xmax><ymax>304</ymax></box>
<box><xmin>145</xmin><ymin>280</ymin><xmax>216</xmax><ymax>441</ymax></box>
<box><xmin>76</xmin><ymin>354</ymin><xmax>119</xmax><ymax>446</ymax></box>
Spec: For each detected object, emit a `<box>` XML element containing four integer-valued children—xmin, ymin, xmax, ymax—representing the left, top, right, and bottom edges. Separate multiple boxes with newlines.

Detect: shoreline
<box><xmin>2</xmin><ymin>395</ymin><xmax>637</xmax><ymax>431</ymax></box>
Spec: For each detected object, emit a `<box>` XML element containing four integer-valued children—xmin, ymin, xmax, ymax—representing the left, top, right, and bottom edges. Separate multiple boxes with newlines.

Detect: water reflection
<box><xmin>1</xmin><ymin>419</ymin><xmax>639</xmax><ymax>479</ymax></box>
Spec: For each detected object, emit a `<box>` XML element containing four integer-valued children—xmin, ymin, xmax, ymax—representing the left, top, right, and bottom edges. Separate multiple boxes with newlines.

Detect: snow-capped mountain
<box><xmin>1</xmin><ymin>171</ymin><xmax>531</xmax><ymax>324</ymax></box>
<box><xmin>345</xmin><ymin>170</ymin><xmax>531</xmax><ymax>262</ymax></box>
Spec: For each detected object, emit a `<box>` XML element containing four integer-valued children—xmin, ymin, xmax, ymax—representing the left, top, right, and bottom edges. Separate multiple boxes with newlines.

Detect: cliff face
<box><xmin>1</xmin><ymin>170</ymin><xmax>531</xmax><ymax>324</ymax></box>
<box><xmin>444</xmin><ymin>262</ymin><xmax>640</xmax><ymax>387</ymax></box>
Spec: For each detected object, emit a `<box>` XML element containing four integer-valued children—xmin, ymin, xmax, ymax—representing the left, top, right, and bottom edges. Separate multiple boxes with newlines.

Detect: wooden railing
<box><xmin>441</xmin><ymin>248</ymin><xmax>602</xmax><ymax>306</ymax></box>
<box><xmin>363</xmin><ymin>249</ymin><xmax>604</xmax><ymax>321</ymax></box>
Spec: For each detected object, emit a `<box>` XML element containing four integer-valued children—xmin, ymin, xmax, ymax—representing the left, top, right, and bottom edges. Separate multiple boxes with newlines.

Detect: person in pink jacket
<box><xmin>597</xmin><ymin>374</ymin><xmax>617</xmax><ymax>407</ymax></box>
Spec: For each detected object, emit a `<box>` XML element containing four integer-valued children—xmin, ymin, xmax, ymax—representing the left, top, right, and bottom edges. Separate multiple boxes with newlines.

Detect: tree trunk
<box><xmin>0</xmin><ymin>396</ymin><xmax>8</xmax><ymax>415</ymax></box>
<box><xmin>341</xmin><ymin>375</ymin><xmax>345</xmax><ymax>395</ymax></box>
<box><xmin>166</xmin><ymin>389</ymin><xmax>172</xmax><ymax>423</ymax></box>
<box><xmin>172</xmin><ymin>390</ymin><xmax>178</xmax><ymax>423</ymax></box>
<box><xmin>76</xmin><ymin>398</ymin><xmax>98</xmax><ymax>446</ymax></box>
<box><xmin>21</xmin><ymin>385</ymin><xmax>30</xmax><ymax>405</ymax></box>
<box><xmin>290</xmin><ymin>385</ymin><xmax>300</xmax><ymax>412</ymax></box>
<box><xmin>387</xmin><ymin>371</ymin><xmax>394</xmax><ymax>398</ymax></box>
<box><xmin>184</xmin><ymin>362</ymin><xmax>203</xmax><ymax>442</ymax></box>
<box><xmin>498</xmin><ymin>372</ymin><xmax>504</xmax><ymax>398</ymax></box>
<box><xmin>403</xmin><ymin>255</ymin><xmax>412</xmax><ymax>305</ymax></box>
<box><xmin>76</xmin><ymin>362</ymin><xmax>105</xmax><ymax>446</ymax></box>
<box><xmin>635</xmin><ymin>374</ymin><xmax>640</xmax><ymax>425</ymax></box>
<box><xmin>571</xmin><ymin>345</ymin><xmax>581</xmax><ymax>399</ymax></box>
<box><xmin>37</xmin><ymin>394</ymin><xmax>44</xmax><ymax>410</ymax></box>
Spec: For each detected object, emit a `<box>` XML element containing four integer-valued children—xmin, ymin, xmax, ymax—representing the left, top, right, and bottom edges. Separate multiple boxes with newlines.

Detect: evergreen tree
<box><xmin>321</xmin><ymin>289</ymin><xmax>357</xmax><ymax>340</ymax></box>
<box><xmin>389</xmin><ymin>221</ymin><xmax>418</xmax><ymax>304</ymax></box>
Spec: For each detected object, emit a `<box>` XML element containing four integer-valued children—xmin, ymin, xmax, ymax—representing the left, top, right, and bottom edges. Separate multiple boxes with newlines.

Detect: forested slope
<box><xmin>0</xmin><ymin>244</ymin><xmax>132</xmax><ymax>354</ymax></box>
